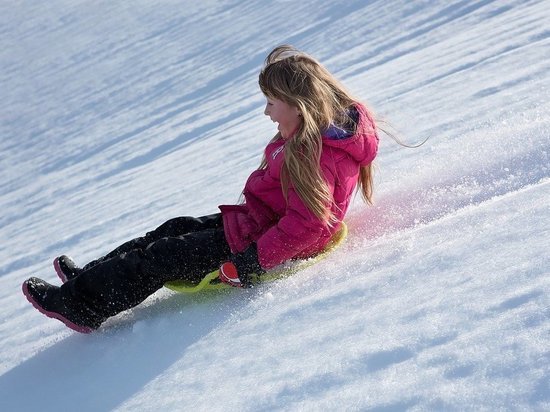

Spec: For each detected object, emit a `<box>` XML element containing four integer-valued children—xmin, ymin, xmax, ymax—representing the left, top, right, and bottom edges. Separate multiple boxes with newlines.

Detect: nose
<box><xmin>264</xmin><ymin>104</ymin><xmax>269</xmax><ymax>116</ymax></box>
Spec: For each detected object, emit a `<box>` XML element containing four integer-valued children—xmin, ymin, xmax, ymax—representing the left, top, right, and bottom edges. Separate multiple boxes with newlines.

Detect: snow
<box><xmin>1</xmin><ymin>0</ymin><xmax>548</xmax><ymax>410</ymax></box>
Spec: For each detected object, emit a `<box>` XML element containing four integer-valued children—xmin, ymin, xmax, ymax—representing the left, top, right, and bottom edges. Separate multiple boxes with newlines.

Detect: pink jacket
<box><xmin>219</xmin><ymin>103</ymin><xmax>378</xmax><ymax>269</ymax></box>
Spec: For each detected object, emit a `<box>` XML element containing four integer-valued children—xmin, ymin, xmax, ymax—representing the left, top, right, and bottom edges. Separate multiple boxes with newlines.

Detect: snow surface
<box><xmin>1</xmin><ymin>0</ymin><xmax>549</xmax><ymax>410</ymax></box>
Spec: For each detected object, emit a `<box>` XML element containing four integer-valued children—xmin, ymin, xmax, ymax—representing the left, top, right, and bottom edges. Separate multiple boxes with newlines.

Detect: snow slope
<box><xmin>1</xmin><ymin>0</ymin><xmax>548</xmax><ymax>410</ymax></box>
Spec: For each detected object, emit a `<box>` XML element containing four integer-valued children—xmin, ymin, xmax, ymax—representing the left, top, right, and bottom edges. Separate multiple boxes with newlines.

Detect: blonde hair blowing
<box><xmin>258</xmin><ymin>45</ymin><xmax>374</xmax><ymax>224</ymax></box>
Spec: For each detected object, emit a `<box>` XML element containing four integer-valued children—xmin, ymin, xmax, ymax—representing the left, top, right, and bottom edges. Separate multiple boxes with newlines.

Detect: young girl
<box><xmin>22</xmin><ymin>45</ymin><xmax>379</xmax><ymax>333</ymax></box>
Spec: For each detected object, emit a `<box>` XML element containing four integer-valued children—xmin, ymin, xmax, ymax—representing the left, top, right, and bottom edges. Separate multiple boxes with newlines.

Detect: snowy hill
<box><xmin>1</xmin><ymin>0</ymin><xmax>548</xmax><ymax>410</ymax></box>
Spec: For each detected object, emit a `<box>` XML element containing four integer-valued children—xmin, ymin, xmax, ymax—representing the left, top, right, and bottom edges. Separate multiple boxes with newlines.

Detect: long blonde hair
<box><xmin>258</xmin><ymin>45</ymin><xmax>375</xmax><ymax>223</ymax></box>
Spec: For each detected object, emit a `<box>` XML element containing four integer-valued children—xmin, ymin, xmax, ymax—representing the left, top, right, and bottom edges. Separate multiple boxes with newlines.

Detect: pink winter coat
<box><xmin>219</xmin><ymin>103</ymin><xmax>378</xmax><ymax>269</ymax></box>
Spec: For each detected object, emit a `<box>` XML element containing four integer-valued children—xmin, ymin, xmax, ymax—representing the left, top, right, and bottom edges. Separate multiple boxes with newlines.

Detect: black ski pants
<box><xmin>61</xmin><ymin>213</ymin><xmax>231</xmax><ymax>322</ymax></box>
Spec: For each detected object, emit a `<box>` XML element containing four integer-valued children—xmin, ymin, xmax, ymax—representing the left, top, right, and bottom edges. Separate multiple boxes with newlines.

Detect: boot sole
<box><xmin>22</xmin><ymin>281</ymin><xmax>94</xmax><ymax>334</ymax></box>
<box><xmin>53</xmin><ymin>257</ymin><xmax>68</xmax><ymax>283</ymax></box>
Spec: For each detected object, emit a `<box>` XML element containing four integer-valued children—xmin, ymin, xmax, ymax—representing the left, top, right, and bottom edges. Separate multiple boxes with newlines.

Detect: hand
<box><xmin>219</xmin><ymin>244</ymin><xmax>263</xmax><ymax>288</ymax></box>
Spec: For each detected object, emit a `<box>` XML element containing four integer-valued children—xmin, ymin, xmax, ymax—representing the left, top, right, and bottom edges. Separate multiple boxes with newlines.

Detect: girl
<box><xmin>22</xmin><ymin>45</ymin><xmax>379</xmax><ymax>333</ymax></box>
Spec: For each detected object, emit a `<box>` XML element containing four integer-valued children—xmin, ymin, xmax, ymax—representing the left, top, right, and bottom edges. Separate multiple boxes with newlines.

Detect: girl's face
<box><xmin>264</xmin><ymin>97</ymin><xmax>302</xmax><ymax>139</ymax></box>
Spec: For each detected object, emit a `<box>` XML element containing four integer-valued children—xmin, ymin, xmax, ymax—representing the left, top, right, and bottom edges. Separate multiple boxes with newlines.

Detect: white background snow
<box><xmin>1</xmin><ymin>0</ymin><xmax>548</xmax><ymax>410</ymax></box>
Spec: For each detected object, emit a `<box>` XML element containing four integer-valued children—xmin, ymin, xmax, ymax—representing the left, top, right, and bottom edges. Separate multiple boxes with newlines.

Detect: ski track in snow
<box><xmin>1</xmin><ymin>0</ymin><xmax>549</xmax><ymax>410</ymax></box>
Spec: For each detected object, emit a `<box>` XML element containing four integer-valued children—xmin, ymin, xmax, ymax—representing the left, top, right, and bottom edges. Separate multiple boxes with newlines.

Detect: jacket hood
<box><xmin>321</xmin><ymin>103</ymin><xmax>378</xmax><ymax>166</ymax></box>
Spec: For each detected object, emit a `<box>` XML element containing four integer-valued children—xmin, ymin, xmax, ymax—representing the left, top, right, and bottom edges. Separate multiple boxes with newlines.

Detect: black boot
<box><xmin>53</xmin><ymin>255</ymin><xmax>82</xmax><ymax>283</ymax></box>
<box><xmin>22</xmin><ymin>277</ymin><xmax>104</xmax><ymax>333</ymax></box>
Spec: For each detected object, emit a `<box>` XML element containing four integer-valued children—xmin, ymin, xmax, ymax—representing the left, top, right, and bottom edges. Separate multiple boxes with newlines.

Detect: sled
<box><xmin>164</xmin><ymin>222</ymin><xmax>348</xmax><ymax>293</ymax></box>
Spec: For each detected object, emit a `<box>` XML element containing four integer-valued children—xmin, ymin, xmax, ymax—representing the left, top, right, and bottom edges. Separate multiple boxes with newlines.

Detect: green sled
<box><xmin>164</xmin><ymin>222</ymin><xmax>348</xmax><ymax>293</ymax></box>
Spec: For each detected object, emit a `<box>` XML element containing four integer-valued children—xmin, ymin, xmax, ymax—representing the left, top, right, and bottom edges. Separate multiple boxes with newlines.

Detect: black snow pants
<box><xmin>60</xmin><ymin>213</ymin><xmax>231</xmax><ymax>324</ymax></box>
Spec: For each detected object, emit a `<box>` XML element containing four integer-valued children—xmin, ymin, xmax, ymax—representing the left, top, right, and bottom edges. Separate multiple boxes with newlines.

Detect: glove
<box><xmin>219</xmin><ymin>243</ymin><xmax>264</xmax><ymax>288</ymax></box>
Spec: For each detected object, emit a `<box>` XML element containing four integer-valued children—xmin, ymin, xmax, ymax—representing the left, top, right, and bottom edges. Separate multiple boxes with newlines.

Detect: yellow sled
<box><xmin>164</xmin><ymin>222</ymin><xmax>348</xmax><ymax>293</ymax></box>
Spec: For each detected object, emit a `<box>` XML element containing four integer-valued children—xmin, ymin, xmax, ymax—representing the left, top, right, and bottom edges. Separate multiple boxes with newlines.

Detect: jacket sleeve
<box><xmin>256</xmin><ymin>168</ymin><xmax>337</xmax><ymax>269</ymax></box>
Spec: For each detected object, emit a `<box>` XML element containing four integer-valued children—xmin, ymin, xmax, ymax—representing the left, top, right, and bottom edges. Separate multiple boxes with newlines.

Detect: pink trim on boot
<box><xmin>22</xmin><ymin>282</ymin><xmax>94</xmax><ymax>334</ymax></box>
<box><xmin>53</xmin><ymin>257</ymin><xmax>68</xmax><ymax>283</ymax></box>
